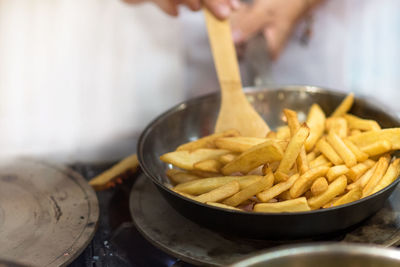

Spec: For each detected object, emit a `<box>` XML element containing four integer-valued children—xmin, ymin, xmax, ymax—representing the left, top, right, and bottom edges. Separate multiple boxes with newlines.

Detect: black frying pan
<box><xmin>137</xmin><ymin>86</ymin><xmax>400</xmax><ymax>239</ymax></box>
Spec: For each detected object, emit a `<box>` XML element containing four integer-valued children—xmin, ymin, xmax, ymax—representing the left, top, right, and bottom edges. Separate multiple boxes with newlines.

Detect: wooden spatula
<box><xmin>204</xmin><ymin>9</ymin><xmax>270</xmax><ymax>137</ymax></box>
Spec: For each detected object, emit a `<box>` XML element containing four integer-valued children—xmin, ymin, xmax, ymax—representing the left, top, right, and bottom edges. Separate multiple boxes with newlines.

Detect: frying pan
<box><xmin>137</xmin><ymin>86</ymin><xmax>400</xmax><ymax>239</ymax></box>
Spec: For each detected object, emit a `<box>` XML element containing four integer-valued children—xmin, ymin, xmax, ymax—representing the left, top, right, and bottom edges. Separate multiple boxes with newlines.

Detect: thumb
<box><xmin>263</xmin><ymin>21</ymin><xmax>293</xmax><ymax>61</ymax></box>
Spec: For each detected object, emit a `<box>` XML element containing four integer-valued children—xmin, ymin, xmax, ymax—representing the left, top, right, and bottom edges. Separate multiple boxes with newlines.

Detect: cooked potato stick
<box><xmin>344</xmin><ymin>114</ymin><xmax>381</xmax><ymax>131</ymax></box>
<box><xmin>308</xmin><ymin>175</ymin><xmax>347</xmax><ymax>209</ymax></box>
<box><xmin>266</xmin><ymin>131</ymin><xmax>277</xmax><ymax>138</ymax></box>
<box><xmin>309</xmin><ymin>155</ymin><xmax>330</xmax><ymax>168</ymax></box>
<box><xmin>222</xmin><ymin>140</ymin><xmax>284</xmax><ymax>175</ymax></box>
<box><xmin>166</xmin><ymin>169</ymin><xmax>200</xmax><ymax>184</ymax></box>
<box><xmin>326</xmin><ymin>117</ymin><xmax>348</xmax><ymax>138</ymax></box>
<box><xmin>215</xmin><ymin>136</ymin><xmax>268</xmax><ymax>152</ymax></box>
<box><xmin>322</xmin><ymin>196</ymin><xmax>340</xmax><ymax>209</ymax></box>
<box><xmin>347</xmin><ymin>159</ymin><xmax>375</xmax><ymax>182</ymax></box>
<box><xmin>331</xmin><ymin>93</ymin><xmax>354</xmax><ymax>117</ymax></box>
<box><xmin>284</xmin><ymin>109</ymin><xmax>309</xmax><ymax>174</ymax></box>
<box><xmin>371</xmin><ymin>158</ymin><xmax>400</xmax><ymax>194</ymax></box>
<box><xmin>326</xmin><ymin>165</ymin><xmax>349</xmax><ymax>182</ymax></box>
<box><xmin>278</xmin><ymin>190</ymin><xmax>292</xmax><ymax>201</ymax></box>
<box><xmin>350</xmin><ymin>129</ymin><xmax>362</xmax><ymax>136</ymax></box>
<box><xmin>348</xmin><ymin>128</ymin><xmax>400</xmax><ymax>149</ymax></box>
<box><xmin>275</xmin><ymin>124</ymin><xmax>309</xmax><ymax>182</ymax></box>
<box><xmin>174</xmin><ymin>175</ymin><xmax>262</xmax><ymax>195</ymax></box>
<box><xmin>360</xmin><ymin>140</ymin><xmax>392</xmax><ymax>157</ymax></box>
<box><xmin>172</xmin><ymin>189</ymin><xmax>197</xmax><ymax>200</ymax></box>
<box><xmin>306</xmin><ymin>151</ymin><xmax>317</xmax><ymax>162</ymax></box>
<box><xmin>176</xmin><ymin>129</ymin><xmax>240</xmax><ymax>151</ymax></box>
<box><xmin>316</xmin><ymin>138</ymin><xmax>343</xmax><ymax>165</ymax></box>
<box><xmin>206</xmin><ymin>202</ymin><xmax>241</xmax><ymax>211</ymax></box>
<box><xmin>311</xmin><ymin>177</ymin><xmax>329</xmax><ymax>196</ymax></box>
<box><xmin>193</xmin><ymin>159</ymin><xmax>223</xmax><ymax>173</ymax></box>
<box><xmin>223</xmin><ymin>172</ymin><xmax>274</xmax><ymax>206</ymax></box>
<box><xmin>305</xmin><ymin>104</ymin><xmax>326</xmax><ymax>152</ymax></box>
<box><xmin>254</xmin><ymin>197</ymin><xmax>311</xmax><ymax>213</ymax></box>
<box><xmin>362</xmin><ymin>155</ymin><xmax>390</xmax><ymax>197</ymax></box>
<box><xmin>276</xmin><ymin>125</ymin><xmax>291</xmax><ymax>140</ymax></box>
<box><xmin>257</xmin><ymin>174</ymin><xmax>299</xmax><ymax>202</ymax></box>
<box><xmin>218</xmin><ymin>153</ymin><xmax>238</xmax><ymax>164</ymax></box>
<box><xmin>160</xmin><ymin>148</ymin><xmax>229</xmax><ymax>170</ymax></box>
<box><xmin>327</xmin><ymin>131</ymin><xmax>357</xmax><ymax>167</ymax></box>
<box><xmin>347</xmin><ymin>163</ymin><xmax>377</xmax><ymax>190</ymax></box>
<box><xmin>343</xmin><ymin>139</ymin><xmax>369</xmax><ymax>162</ymax></box>
<box><xmin>332</xmin><ymin>187</ymin><xmax>362</xmax><ymax>207</ymax></box>
<box><xmin>290</xmin><ymin>166</ymin><xmax>330</xmax><ymax>198</ymax></box>
<box><xmin>194</xmin><ymin>181</ymin><xmax>240</xmax><ymax>203</ymax></box>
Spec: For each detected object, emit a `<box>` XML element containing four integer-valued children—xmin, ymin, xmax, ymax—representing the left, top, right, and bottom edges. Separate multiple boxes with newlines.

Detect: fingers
<box><xmin>203</xmin><ymin>0</ymin><xmax>234</xmax><ymax>20</ymax></box>
<box><xmin>182</xmin><ymin>0</ymin><xmax>201</xmax><ymax>11</ymax></box>
<box><xmin>263</xmin><ymin>21</ymin><xmax>293</xmax><ymax>61</ymax></box>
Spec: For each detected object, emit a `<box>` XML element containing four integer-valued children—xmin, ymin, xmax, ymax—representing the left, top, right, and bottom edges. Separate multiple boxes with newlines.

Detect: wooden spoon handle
<box><xmin>203</xmin><ymin>8</ymin><xmax>241</xmax><ymax>87</ymax></box>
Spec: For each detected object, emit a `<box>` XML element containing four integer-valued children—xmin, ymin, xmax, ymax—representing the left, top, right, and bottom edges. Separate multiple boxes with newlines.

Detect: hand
<box><xmin>231</xmin><ymin>0</ymin><xmax>322</xmax><ymax>60</ymax></box>
<box><xmin>123</xmin><ymin>0</ymin><xmax>241</xmax><ymax>19</ymax></box>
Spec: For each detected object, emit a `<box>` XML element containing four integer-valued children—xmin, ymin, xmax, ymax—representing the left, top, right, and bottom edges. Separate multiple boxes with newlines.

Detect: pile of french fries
<box><xmin>160</xmin><ymin>93</ymin><xmax>400</xmax><ymax>213</ymax></box>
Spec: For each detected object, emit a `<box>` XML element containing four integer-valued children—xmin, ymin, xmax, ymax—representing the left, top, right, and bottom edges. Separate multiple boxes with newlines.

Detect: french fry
<box><xmin>257</xmin><ymin>174</ymin><xmax>299</xmax><ymax>202</ymax></box>
<box><xmin>276</xmin><ymin>126</ymin><xmax>291</xmax><ymax>140</ymax></box>
<box><xmin>174</xmin><ymin>175</ymin><xmax>262</xmax><ymax>195</ymax></box>
<box><xmin>172</xmin><ymin>189</ymin><xmax>197</xmax><ymax>200</ymax></box>
<box><xmin>322</xmin><ymin>196</ymin><xmax>340</xmax><ymax>209</ymax></box>
<box><xmin>311</xmin><ymin>177</ymin><xmax>329</xmax><ymax>196</ymax></box>
<box><xmin>326</xmin><ymin>117</ymin><xmax>348</xmax><ymax>138</ymax></box>
<box><xmin>332</xmin><ymin>186</ymin><xmax>362</xmax><ymax>207</ymax></box>
<box><xmin>309</xmin><ymin>155</ymin><xmax>330</xmax><ymax>168</ymax></box>
<box><xmin>222</xmin><ymin>140</ymin><xmax>284</xmax><ymax>175</ymax></box>
<box><xmin>316</xmin><ymin>138</ymin><xmax>343</xmax><ymax>165</ymax></box>
<box><xmin>350</xmin><ymin>129</ymin><xmax>362</xmax><ymax>136</ymax></box>
<box><xmin>275</xmin><ymin>124</ymin><xmax>309</xmax><ymax>182</ymax></box>
<box><xmin>218</xmin><ymin>153</ymin><xmax>239</xmax><ymax>164</ymax></box>
<box><xmin>193</xmin><ymin>159</ymin><xmax>223</xmax><ymax>173</ymax></box>
<box><xmin>347</xmin><ymin>163</ymin><xmax>377</xmax><ymax>190</ymax></box>
<box><xmin>278</xmin><ymin>190</ymin><xmax>292</xmax><ymax>201</ymax></box>
<box><xmin>348</xmin><ymin>128</ymin><xmax>400</xmax><ymax>150</ymax></box>
<box><xmin>176</xmin><ymin>129</ymin><xmax>240</xmax><ymax>151</ymax></box>
<box><xmin>166</xmin><ymin>169</ymin><xmax>200</xmax><ymax>184</ymax></box>
<box><xmin>331</xmin><ymin>93</ymin><xmax>354</xmax><ymax>117</ymax></box>
<box><xmin>290</xmin><ymin>166</ymin><xmax>330</xmax><ymax>198</ymax></box>
<box><xmin>223</xmin><ymin>172</ymin><xmax>274</xmax><ymax>206</ymax></box>
<box><xmin>284</xmin><ymin>109</ymin><xmax>309</xmax><ymax>174</ymax></box>
<box><xmin>215</xmin><ymin>136</ymin><xmax>269</xmax><ymax>152</ymax></box>
<box><xmin>194</xmin><ymin>181</ymin><xmax>240</xmax><ymax>203</ymax></box>
<box><xmin>160</xmin><ymin>148</ymin><xmax>229</xmax><ymax>170</ymax></box>
<box><xmin>360</xmin><ymin>140</ymin><xmax>392</xmax><ymax>157</ymax></box>
<box><xmin>207</xmin><ymin>202</ymin><xmax>241</xmax><ymax>211</ymax></box>
<box><xmin>305</xmin><ymin>104</ymin><xmax>326</xmax><ymax>152</ymax></box>
<box><xmin>362</xmin><ymin>155</ymin><xmax>391</xmax><ymax>197</ymax></box>
<box><xmin>372</xmin><ymin>158</ymin><xmax>400</xmax><ymax>194</ymax></box>
<box><xmin>190</xmin><ymin>170</ymin><xmax>220</xmax><ymax>178</ymax></box>
<box><xmin>254</xmin><ymin>197</ymin><xmax>311</xmax><ymax>213</ymax></box>
<box><xmin>347</xmin><ymin>159</ymin><xmax>375</xmax><ymax>182</ymax></box>
<box><xmin>306</xmin><ymin>151</ymin><xmax>317</xmax><ymax>162</ymax></box>
<box><xmin>308</xmin><ymin>175</ymin><xmax>347</xmax><ymax>209</ymax></box>
<box><xmin>343</xmin><ymin>139</ymin><xmax>369</xmax><ymax>162</ymax></box>
<box><xmin>266</xmin><ymin>131</ymin><xmax>277</xmax><ymax>138</ymax></box>
<box><xmin>326</xmin><ymin>165</ymin><xmax>349</xmax><ymax>182</ymax></box>
<box><xmin>327</xmin><ymin>131</ymin><xmax>357</xmax><ymax>167</ymax></box>
<box><xmin>343</xmin><ymin>114</ymin><xmax>381</xmax><ymax>131</ymax></box>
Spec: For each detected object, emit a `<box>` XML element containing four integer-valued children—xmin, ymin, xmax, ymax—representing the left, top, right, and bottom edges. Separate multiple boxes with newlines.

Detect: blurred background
<box><xmin>0</xmin><ymin>0</ymin><xmax>398</xmax><ymax>163</ymax></box>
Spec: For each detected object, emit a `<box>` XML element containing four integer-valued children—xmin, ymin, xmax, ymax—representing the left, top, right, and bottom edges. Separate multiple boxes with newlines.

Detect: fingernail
<box><xmin>217</xmin><ymin>4</ymin><xmax>231</xmax><ymax>19</ymax></box>
<box><xmin>230</xmin><ymin>0</ymin><xmax>241</xmax><ymax>10</ymax></box>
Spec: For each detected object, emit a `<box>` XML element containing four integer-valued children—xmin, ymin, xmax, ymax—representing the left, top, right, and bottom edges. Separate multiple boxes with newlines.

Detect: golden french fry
<box><xmin>350</xmin><ymin>129</ymin><xmax>362</xmax><ymax>136</ymax></box>
<box><xmin>218</xmin><ymin>153</ymin><xmax>238</xmax><ymax>164</ymax></box>
<box><xmin>284</xmin><ymin>109</ymin><xmax>309</xmax><ymax>174</ymax></box>
<box><xmin>172</xmin><ymin>189</ymin><xmax>197</xmax><ymax>200</ymax></box>
<box><xmin>160</xmin><ymin>148</ymin><xmax>229</xmax><ymax>170</ymax></box>
<box><xmin>308</xmin><ymin>175</ymin><xmax>347</xmax><ymax>209</ymax></box>
<box><xmin>193</xmin><ymin>159</ymin><xmax>223</xmax><ymax>173</ymax></box>
<box><xmin>331</xmin><ymin>93</ymin><xmax>354</xmax><ymax>117</ymax></box>
<box><xmin>266</xmin><ymin>131</ymin><xmax>277</xmax><ymax>138</ymax></box>
<box><xmin>332</xmin><ymin>186</ymin><xmax>362</xmax><ymax>207</ymax></box>
<box><xmin>257</xmin><ymin>174</ymin><xmax>299</xmax><ymax>202</ymax></box>
<box><xmin>176</xmin><ymin>129</ymin><xmax>240</xmax><ymax>151</ymax></box>
<box><xmin>309</xmin><ymin>155</ymin><xmax>330</xmax><ymax>168</ymax></box>
<box><xmin>343</xmin><ymin>139</ymin><xmax>369</xmax><ymax>162</ymax></box>
<box><xmin>278</xmin><ymin>190</ymin><xmax>292</xmax><ymax>201</ymax></box>
<box><xmin>362</xmin><ymin>155</ymin><xmax>391</xmax><ymax>197</ymax></box>
<box><xmin>254</xmin><ymin>197</ymin><xmax>311</xmax><ymax>213</ymax></box>
<box><xmin>343</xmin><ymin>114</ymin><xmax>381</xmax><ymax>131</ymax></box>
<box><xmin>360</xmin><ymin>140</ymin><xmax>392</xmax><ymax>156</ymax></box>
<box><xmin>322</xmin><ymin>196</ymin><xmax>340</xmax><ymax>209</ymax></box>
<box><xmin>326</xmin><ymin>117</ymin><xmax>348</xmax><ymax>138</ymax></box>
<box><xmin>347</xmin><ymin>159</ymin><xmax>375</xmax><ymax>182</ymax></box>
<box><xmin>194</xmin><ymin>181</ymin><xmax>240</xmax><ymax>203</ymax></box>
<box><xmin>327</xmin><ymin>131</ymin><xmax>357</xmax><ymax>167</ymax></box>
<box><xmin>215</xmin><ymin>136</ymin><xmax>268</xmax><ymax>152</ymax></box>
<box><xmin>166</xmin><ymin>169</ymin><xmax>200</xmax><ymax>184</ymax></box>
<box><xmin>275</xmin><ymin>124</ymin><xmax>310</xmax><ymax>182</ymax></box>
<box><xmin>222</xmin><ymin>140</ymin><xmax>284</xmax><ymax>175</ymax></box>
<box><xmin>348</xmin><ymin>128</ymin><xmax>400</xmax><ymax>149</ymax></box>
<box><xmin>223</xmin><ymin>172</ymin><xmax>274</xmax><ymax>206</ymax></box>
<box><xmin>174</xmin><ymin>175</ymin><xmax>262</xmax><ymax>195</ymax></box>
<box><xmin>326</xmin><ymin>165</ymin><xmax>349</xmax><ymax>182</ymax></box>
<box><xmin>276</xmin><ymin>125</ymin><xmax>291</xmax><ymax>140</ymax></box>
<box><xmin>311</xmin><ymin>177</ymin><xmax>329</xmax><ymax>196</ymax></box>
<box><xmin>371</xmin><ymin>158</ymin><xmax>400</xmax><ymax>194</ymax></box>
<box><xmin>290</xmin><ymin>166</ymin><xmax>330</xmax><ymax>198</ymax></box>
<box><xmin>206</xmin><ymin>202</ymin><xmax>241</xmax><ymax>211</ymax></box>
<box><xmin>316</xmin><ymin>138</ymin><xmax>343</xmax><ymax>165</ymax></box>
<box><xmin>306</xmin><ymin>151</ymin><xmax>317</xmax><ymax>162</ymax></box>
<box><xmin>190</xmin><ymin>170</ymin><xmax>220</xmax><ymax>178</ymax></box>
<box><xmin>347</xmin><ymin>163</ymin><xmax>377</xmax><ymax>190</ymax></box>
<box><xmin>305</xmin><ymin>104</ymin><xmax>326</xmax><ymax>152</ymax></box>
